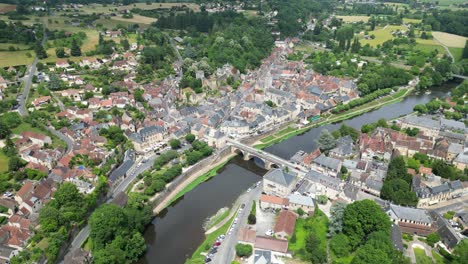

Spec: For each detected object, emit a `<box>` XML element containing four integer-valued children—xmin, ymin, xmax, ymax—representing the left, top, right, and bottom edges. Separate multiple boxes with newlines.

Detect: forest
<box><xmin>423</xmin><ymin>9</ymin><xmax>468</xmax><ymax>37</ymax></box>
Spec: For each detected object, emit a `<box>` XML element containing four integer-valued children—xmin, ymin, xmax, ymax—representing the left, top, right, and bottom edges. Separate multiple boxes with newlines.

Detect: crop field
<box><xmin>79</xmin><ymin>2</ymin><xmax>199</xmax><ymax>14</ymax></box>
<box><xmin>336</xmin><ymin>15</ymin><xmax>369</xmax><ymax>23</ymax></box>
<box><xmin>0</xmin><ymin>3</ymin><xmax>16</xmax><ymax>14</ymax></box>
<box><xmin>432</xmin><ymin>31</ymin><xmax>467</xmax><ymax>48</ymax></box>
<box><xmin>109</xmin><ymin>14</ymin><xmax>157</xmax><ymax>25</ymax></box>
<box><xmin>359</xmin><ymin>25</ymin><xmax>406</xmax><ymax>47</ymax></box>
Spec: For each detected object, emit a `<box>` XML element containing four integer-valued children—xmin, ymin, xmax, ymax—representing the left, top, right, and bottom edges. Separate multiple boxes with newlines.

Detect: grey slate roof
<box><xmin>313</xmin><ymin>154</ymin><xmax>341</xmax><ymax>171</ymax></box>
<box><xmin>109</xmin><ymin>159</ymin><xmax>134</xmax><ymax>182</ymax></box>
<box><xmin>264</xmin><ymin>169</ymin><xmax>295</xmax><ymax>187</ymax></box>
<box><xmin>389</xmin><ymin>204</ymin><xmax>432</xmax><ymax>224</ymax></box>
<box><xmin>254</xmin><ymin>250</ymin><xmax>272</xmax><ymax>264</ymax></box>
<box><xmin>288</xmin><ymin>194</ymin><xmax>314</xmax><ymax>207</ymax></box>
<box><xmin>402</xmin><ymin>115</ymin><xmax>440</xmax><ymax>129</ymax></box>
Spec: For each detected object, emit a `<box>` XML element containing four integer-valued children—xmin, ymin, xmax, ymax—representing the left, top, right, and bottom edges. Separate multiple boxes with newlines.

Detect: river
<box><xmin>140</xmin><ymin>80</ymin><xmax>460</xmax><ymax>264</ymax></box>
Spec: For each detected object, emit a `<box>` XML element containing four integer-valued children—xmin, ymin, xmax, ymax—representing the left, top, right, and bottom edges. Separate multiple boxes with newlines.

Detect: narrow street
<box><xmin>212</xmin><ymin>185</ymin><xmax>262</xmax><ymax>264</ymax></box>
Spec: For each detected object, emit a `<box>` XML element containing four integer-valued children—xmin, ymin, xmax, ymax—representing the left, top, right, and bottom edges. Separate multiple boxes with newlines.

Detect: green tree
<box><xmin>316</xmin><ymin>129</ymin><xmax>336</xmax><ymax>151</ymax></box>
<box><xmin>34</xmin><ymin>41</ymin><xmax>47</xmax><ymax>59</ymax></box>
<box><xmin>39</xmin><ymin>206</ymin><xmax>62</xmax><ymax>233</ymax></box>
<box><xmin>463</xmin><ymin>40</ymin><xmax>468</xmax><ymax>59</ymax></box>
<box><xmin>248</xmin><ymin>214</ymin><xmax>256</xmax><ymax>225</ymax></box>
<box><xmin>169</xmin><ymin>139</ymin><xmax>181</xmax><ymax>149</ymax></box>
<box><xmin>306</xmin><ymin>232</ymin><xmax>327</xmax><ymax>264</ymax></box>
<box><xmin>70</xmin><ymin>38</ymin><xmax>81</xmax><ymax>57</ymax></box>
<box><xmin>426</xmin><ymin>232</ymin><xmax>440</xmax><ymax>247</ymax></box>
<box><xmin>329</xmin><ymin>201</ymin><xmax>347</xmax><ymax>235</ymax></box>
<box><xmin>351</xmin><ymin>243</ymin><xmax>392</xmax><ymax>264</ymax></box>
<box><xmin>342</xmin><ymin>200</ymin><xmax>391</xmax><ymax>248</ymax></box>
<box><xmin>55</xmin><ymin>47</ymin><xmax>66</xmax><ymax>58</ymax></box>
<box><xmin>89</xmin><ymin>204</ymin><xmax>128</xmax><ymax>250</ymax></box>
<box><xmin>235</xmin><ymin>243</ymin><xmax>253</xmax><ymax>257</ymax></box>
<box><xmin>8</xmin><ymin>156</ymin><xmax>24</xmax><ymax>172</ymax></box>
<box><xmin>185</xmin><ymin>133</ymin><xmax>196</xmax><ymax>143</ymax></box>
<box><xmin>120</xmin><ymin>39</ymin><xmax>130</xmax><ymax>50</ymax></box>
<box><xmin>330</xmin><ymin>233</ymin><xmax>351</xmax><ymax>258</ymax></box>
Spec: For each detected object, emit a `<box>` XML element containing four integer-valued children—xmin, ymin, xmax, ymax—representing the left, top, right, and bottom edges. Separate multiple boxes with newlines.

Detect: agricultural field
<box><xmin>432</xmin><ymin>31</ymin><xmax>467</xmax><ymax>48</ymax></box>
<box><xmin>0</xmin><ymin>50</ymin><xmax>34</xmax><ymax>67</ymax></box>
<box><xmin>420</xmin><ymin>0</ymin><xmax>466</xmax><ymax>6</ymax></box>
<box><xmin>0</xmin><ymin>43</ymin><xmax>32</xmax><ymax>51</ymax></box>
<box><xmin>108</xmin><ymin>14</ymin><xmax>157</xmax><ymax>25</ymax></box>
<box><xmin>359</xmin><ymin>25</ymin><xmax>406</xmax><ymax>47</ymax></box>
<box><xmin>0</xmin><ymin>3</ymin><xmax>16</xmax><ymax>14</ymax></box>
<box><xmin>336</xmin><ymin>15</ymin><xmax>369</xmax><ymax>23</ymax></box>
<box><xmin>78</xmin><ymin>2</ymin><xmax>199</xmax><ymax>14</ymax></box>
<box><xmin>449</xmin><ymin>47</ymin><xmax>464</xmax><ymax>61</ymax></box>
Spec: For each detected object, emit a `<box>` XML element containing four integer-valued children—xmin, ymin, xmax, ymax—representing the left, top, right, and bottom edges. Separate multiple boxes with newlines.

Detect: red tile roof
<box><xmin>274</xmin><ymin>210</ymin><xmax>297</xmax><ymax>237</ymax></box>
<box><xmin>254</xmin><ymin>236</ymin><xmax>288</xmax><ymax>253</ymax></box>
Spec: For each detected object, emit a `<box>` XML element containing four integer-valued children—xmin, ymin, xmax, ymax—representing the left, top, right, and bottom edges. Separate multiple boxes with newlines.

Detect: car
<box><xmin>219</xmin><ymin>235</ymin><xmax>225</xmax><ymax>239</ymax></box>
<box><xmin>227</xmin><ymin>231</ymin><xmax>232</xmax><ymax>235</ymax></box>
<box><xmin>256</xmin><ymin>181</ymin><xmax>261</xmax><ymax>185</ymax></box>
<box><xmin>247</xmin><ymin>188</ymin><xmax>251</xmax><ymax>193</ymax></box>
<box><xmin>205</xmin><ymin>257</ymin><xmax>212</xmax><ymax>263</ymax></box>
<box><xmin>213</xmin><ymin>241</ymin><xmax>221</xmax><ymax>247</ymax></box>
<box><xmin>241</xmin><ymin>204</ymin><xmax>245</xmax><ymax>209</ymax></box>
<box><xmin>208</xmin><ymin>253</ymin><xmax>214</xmax><ymax>258</ymax></box>
<box><xmin>210</xmin><ymin>248</ymin><xmax>217</xmax><ymax>254</ymax></box>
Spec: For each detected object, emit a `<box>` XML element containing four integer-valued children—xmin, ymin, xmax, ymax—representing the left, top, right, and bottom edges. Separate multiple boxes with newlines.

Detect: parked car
<box><xmin>205</xmin><ymin>257</ymin><xmax>212</xmax><ymax>263</ymax></box>
<box><xmin>240</xmin><ymin>204</ymin><xmax>245</xmax><ymax>209</ymax></box>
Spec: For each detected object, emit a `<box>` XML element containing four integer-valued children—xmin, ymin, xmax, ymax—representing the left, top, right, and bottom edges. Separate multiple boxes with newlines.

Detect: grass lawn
<box><xmin>0</xmin><ymin>152</ymin><xmax>9</xmax><ymax>173</ymax></box>
<box><xmin>274</xmin><ymin>126</ymin><xmax>295</xmax><ymax>137</ymax></box>
<box><xmin>449</xmin><ymin>47</ymin><xmax>464</xmax><ymax>62</ymax></box>
<box><xmin>187</xmin><ymin>212</ymin><xmax>235</xmax><ymax>263</ymax></box>
<box><xmin>206</xmin><ymin>208</ymin><xmax>231</xmax><ymax>230</ymax></box>
<box><xmin>403</xmin><ymin>18</ymin><xmax>422</xmax><ymax>24</ymax></box>
<box><xmin>415</xmin><ymin>43</ymin><xmax>446</xmax><ymax>54</ymax></box>
<box><xmin>432</xmin><ymin>250</ymin><xmax>446</xmax><ymax>264</ymax></box>
<box><xmin>110</xmin><ymin>14</ymin><xmax>157</xmax><ymax>25</ymax></box>
<box><xmin>0</xmin><ymin>43</ymin><xmax>33</xmax><ymax>51</ymax></box>
<box><xmin>360</xmin><ymin>25</ymin><xmax>406</xmax><ymax>47</ymax></box>
<box><xmin>289</xmin><ymin>209</ymin><xmax>329</xmax><ymax>259</ymax></box>
<box><xmin>432</xmin><ymin>31</ymin><xmax>467</xmax><ymax>48</ymax></box>
<box><xmin>0</xmin><ymin>50</ymin><xmax>34</xmax><ymax>67</ymax></box>
<box><xmin>414</xmin><ymin>248</ymin><xmax>433</xmax><ymax>264</ymax></box>
<box><xmin>260</xmin><ymin>135</ymin><xmax>276</xmax><ymax>143</ymax></box>
<box><xmin>12</xmin><ymin>122</ymin><xmax>66</xmax><ymax>149</ymax></box>
<box><xmin>168</xmin><ymin>157</ymin><xmax>233</xmax><ymax>204</ymax></box>
<box><xmin>336</xmin><ymin>15</ymin><xmax>369</xmax><ymax>23</ymax></box>
<box><xmin>331</xmin><ymin>252</ymin><xmax>354</xmax><ymax>264</ymax></box>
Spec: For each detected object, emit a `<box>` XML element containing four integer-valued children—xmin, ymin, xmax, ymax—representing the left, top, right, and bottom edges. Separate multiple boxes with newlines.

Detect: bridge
<box><xmin>226</xmin><ymin>138</ymin><xmax>308</xmax><ymax>175</ymax></box>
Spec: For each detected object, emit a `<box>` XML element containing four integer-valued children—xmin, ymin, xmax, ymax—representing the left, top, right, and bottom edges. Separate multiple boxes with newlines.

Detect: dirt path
<box><xmin>152</xmin><ymin>153</ymin><xmax>236</xmax><ymax>214</ymax></box>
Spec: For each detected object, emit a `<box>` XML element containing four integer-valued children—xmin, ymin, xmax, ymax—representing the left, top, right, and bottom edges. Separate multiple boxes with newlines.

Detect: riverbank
<box><xmin>254</xmin><ymin>87</ymin><xmax>414</xmax><ymax>149</ymax></box>
<box><xmin>152</xmin><ymin>153</ymin><xmax>236</xmax><ymax>214</ymax></box>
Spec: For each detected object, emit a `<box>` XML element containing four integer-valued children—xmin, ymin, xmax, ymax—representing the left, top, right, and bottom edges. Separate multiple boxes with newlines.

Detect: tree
<box><xmin>235</xmin><ymin>243</ymin><xmax>253</xmax><ymax>257</ymax></box>
<box><xmin>316</xmin><ymin>129</ymin><xmax>336</xmax><ymax>151</ymax></box>
<box><xmin>342</xmin><ymin>200</ymin><xmax>391</xmax><ymax>248</ymax></box>
<box><xmin>463</xmin><ymin>40</ymin><xmax>468</xmax><ymax>59</ymax></box>
<box><xmin>426</xmin><ymin>232</ymin><xmax>440</xmax><ymax>247</ymax></box>
<box><xmin>8</xmin><ymin>156</ymin><xmax>24</xmax><ymax>172</ymax></box>
<box><xmin>0</xmin><ymin>122</ymin><xmax>11</xmax><ymax>139</ymax></box>
<box><xmin>39</xmin><ymin>206</ymin><xmax>62</xmax><ymax>233</ymax></box>
<box><xmin>306</xmin><ymin>232</ymin><xmax>327</xmax><ymax>264</ymax></box>
<box><xmin>413</xmin><ymin>104</ymin><xmax>428</xmax><ymax>114</ymax></box>
<box><xmin>453</xmin><ymin>239</ymin><xmax>468</xmax><ymax>264</ymax></box>
<box><xmin>55</xmin><ymin>47</ymin><xmax>66</xmax><ymax>58</ymax></box>
<box><xmin>297</xmin><ymin>207</ymin><xmax>305</xmax><ymax>216</ymax></box>
<box><xmin>89</xmin><ymin>204</ymin><xmax>128</xmax><ymax>250</ymax></box>
<box><xmin>248</xmin><ymin>214</ymin><xmax>256</xmax><ymax>225</ymax></box>
<box><xmin>185</xmin><ymin>133</ymin><xmax>196</xmax><ymax>143</ymax></box>
<box><xmin>169</xmin><ymin>139</ymin><xmax>181</xmax><ymax>149</ymax></box>
<box><xmin>34</xmin><ymin>41</ymin><xmax>47</xmax><ymax>59</ymax></box>
<box><xmin>329</xmin><ymin>201</ymin><xmax>347</xmax><ymax>236</ymax></box>
<box><xmin>330</xmin><ymin>234</ymin><xmax>351</xmax><ymax>258</ymax></box>
<box><xmin>70</xmin><ymin>38</ymin><xmax>81</xmax><ymax>57</ymax></box>
<box><xmin>352</xmin><ymin>243</ymin><xmax>392</xmax><ymax>264</ymax></box>
<box><xmin>120</xmin><ymin>39</ymin><xmax>130</xmax><ymax>50</ymax></box>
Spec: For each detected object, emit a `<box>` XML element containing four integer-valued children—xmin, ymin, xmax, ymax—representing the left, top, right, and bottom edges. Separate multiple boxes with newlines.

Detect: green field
<box><xmin>414</xmin><ymin>248</ymin><xmax>432</xmax><ymax>264</ymax></box>
<box><xmin>360</xmin><ymin>25</ymin><xmax>406</xmax><ymax>47</ymax></box>
<box><xmin>289</xmin><ymin>209</ymin><xmax>329</xmax><ymax>259</ymax></box>
<box><xmin>0</xmin><ymin>152</ymin><xmax>9</xmax><ymax>173</ymax></box>
<box><xmin>403</xmin><ymin>18</ymin><xmax>422</xmax><ymax>24</ymax></box>
<box><xmin>449</xmin><ymin>47</ymin><xmax>464</xmax><ymax>62</ymax></box>
<box><xmin>420</xmin><ymin>0</ymin><xmax>466</xmax><ymax>6</ymax></box>
<box><xmin>0</xmin><ymin>50</ymin><xmax>34</xmax><ymax>67</ymax></box>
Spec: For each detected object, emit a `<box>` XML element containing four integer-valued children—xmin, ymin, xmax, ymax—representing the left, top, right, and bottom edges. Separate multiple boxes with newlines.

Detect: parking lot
<box><xmin>255</xmin><ymin>203</ymin><xmax>277</xmax><ymax>236</ymax></box>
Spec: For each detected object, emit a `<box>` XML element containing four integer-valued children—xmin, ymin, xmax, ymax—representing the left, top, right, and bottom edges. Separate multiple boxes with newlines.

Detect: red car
<box><xmin>213</xmin><ymin>241</ymin><xmax>221</xmax><ymax>247</ymax></box>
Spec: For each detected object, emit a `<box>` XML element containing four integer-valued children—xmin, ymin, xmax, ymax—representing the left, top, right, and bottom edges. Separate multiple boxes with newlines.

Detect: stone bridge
<box><xmin>226</xmin><ymin>138</ymin><xmax>308</xmax><ymax>175</ymax></box>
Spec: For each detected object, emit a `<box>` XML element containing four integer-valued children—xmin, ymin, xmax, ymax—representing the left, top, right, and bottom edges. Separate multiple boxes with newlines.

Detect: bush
<box><xmin>235</xmin><ymin>243</ymin><xmax>253</xmax><ymax>257</ymax></box>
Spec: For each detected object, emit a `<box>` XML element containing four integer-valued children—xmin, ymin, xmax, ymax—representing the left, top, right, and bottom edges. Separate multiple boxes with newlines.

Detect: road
<box><xmin>46</xmin><ymin>126</ymin><xmax>73</xmax><ymax>155</ymax></box>
<box><xmin>18</xmin><ymin>34</ymin><xmax>47</xmax><ymax>116</ymax></box>
<box><xmin>60</xmin><ymin>152</ymin><xmax>157</xmax><ymax>262</ymax></box>
<box><xmin>213</xmin><ymin>184</ymin><xmax>262</xmax><ymax>264</ymax></box>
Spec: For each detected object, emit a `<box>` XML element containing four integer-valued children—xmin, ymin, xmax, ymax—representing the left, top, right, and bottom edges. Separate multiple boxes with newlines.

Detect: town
<box><xmin>0</xmin><ymin>0</ymin><xmax>467</xmax><ymax>264</ymax></box>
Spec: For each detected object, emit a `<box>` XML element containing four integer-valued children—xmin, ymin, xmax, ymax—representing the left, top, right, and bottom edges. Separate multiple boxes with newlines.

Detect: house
<box><xmin>129</xmin><ymin>126</ymin><xmax>165</xmax><ymax>153</ymax></box>
<box><xmin>0</xmin><ymin>244</ymin><xmax>18</xmax><ymax>262</ymax></box>
<box><xmin>259</xmin><ymin>194</ymin><xmax>288</xmax><ymax>210</ymax></box>
<box><xmin>416</xmin><ymin>180</ymin><xmax>465</xmax><ymax>207</ymax></box>
<box><xmin>80</xmin><ymin>57</ymin><xmax>101</xmax><ymax>69</ymax></box>
<box><xmin>0</xmin><ymin>76</ymin><xmax>7</xmax><ymax>89</ymax></box>
<box><xmin>288</xmin><ymin>194</ymin><xmax>314</xmax><ymax>212</ymax></box>
<box><xmin>274</xmin><ymin>210</ymin><xmax>297</xmax><ymax>239</ymax></box>
<box><xmin>21</xmin><ymin>131</ymin><xmax>52</xmax><ymax>147</ymax></box>
<box><xmin>56</xmin><ymin>59</ymin><xmax>70</xmax><ymax>69</ymax></box>
<box><xmin>254</xmin><ymin>250</ymin><xmax>282</xmax><ymax>264</ymax></box>
<box><xmin>263</xmin><ymin>169</ymin><xmax>296</xmax><ymax>197</ymax></box>
<box><xmin>387</xmin><ymin>204</ymin><xmax>435</xmax><ymax>236</ymax></box>
<box><xmin>312</xmin><ymin>154</ymin><xmax>342</xmax><ymax>177</ymax></box>
<box><xmin>32</xmin><ymin>96</ymin><xmax>51</xmax><ymax>108</ymax></box>
<box><xmin>254</xmin><ymin>236</ymin><xmax>289</xmax><ymax>256</ymax></box>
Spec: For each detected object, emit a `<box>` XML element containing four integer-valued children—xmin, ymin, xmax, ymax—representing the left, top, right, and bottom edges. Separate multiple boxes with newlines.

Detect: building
<box><xmin>274</xmin><ymin>210</ymin><xmax>297</xmax><ymax>239</ymax></box>
<box><xmin>263</xmin><ymin>169</ymin><xmax>296</xmax><ymax>197</ymax></box>
<box><xmin>259</xmin><ymin>194</ymin><xmax>289</xmax><ymax>210</ymax></box>
<box><xmin>254</xmin><ymin>236</ymin><xmax>290</xmax><ymax>256</ymax></box>
<box><xmin>387</xmin><ymin>204</ymin><xmax>435</xmax><ymax>236</ymax></box>
<box><xmin>129</xmin><ymin>126</ymin><xmax>165</xmax><ymax>152</ymax></box>
<box><xmin>312</xmin><ymin>154</ymin><xmax>342</xmax><ymax>177</ymax></box>
<box><xmin>287</xmin><ymin>194</ymin><xmax>314</xmax><ymax>212</ymax></box>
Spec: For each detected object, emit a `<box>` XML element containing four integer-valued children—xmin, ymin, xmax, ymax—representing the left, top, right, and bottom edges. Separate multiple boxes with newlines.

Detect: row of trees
<box><xmin>332</xmin><ymin>88</ymin><xmax>393</xmax><ymax>114</ymax></box>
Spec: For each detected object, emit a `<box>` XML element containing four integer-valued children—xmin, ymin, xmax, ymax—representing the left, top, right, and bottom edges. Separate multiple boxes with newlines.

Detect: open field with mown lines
<box><xmin>359</xmin><ymin>25</ymin><xmax>406</xmax><ymax>47</ymax></box>
<box><xmin>336</xmin><ymin>15</ymin><xmax>369</xmax><ymax>23</ymax></box>
<box><xmin>78</xmin><ymin>2</ymin><xmax>199</xmax><ymax>14</ymax></box>
<box><xmin>432</xmin><ymin>31</ymin><xmax>467</xmax><ymax>48</ymax></box>
<box><xmin>0</xmin><ymin>3</ymin><xmax>15</xmax><ymax>14</ymax></box>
